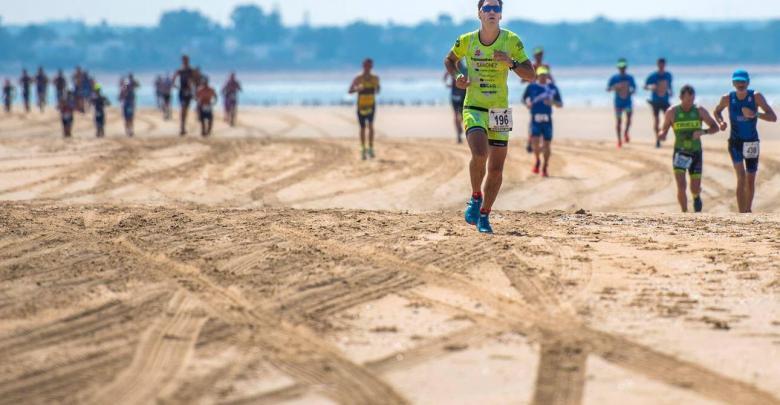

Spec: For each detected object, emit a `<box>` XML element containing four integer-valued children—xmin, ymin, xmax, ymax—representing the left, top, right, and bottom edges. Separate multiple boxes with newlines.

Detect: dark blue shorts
<box><xmin>358</xmin><ymin>110</ymin><xmax>375</xmax><ymax>129</ymax></box>
<box><xmin>451</xmin><ymin>94</ymin><xmax>465</xmax><ymax>113</ymax></box>
<box><xmin>95</xmin><ymin>113</ymin><xmax>105</xmax><ymax>127</ymax></box>
<box><xmin>123</xmin><ymin>105</ymin><xmax>134</xmax><ymax>120</ymax></box>
<box><xmin>649</xmin><ymin>98</ymin><xmax>671</xmax><ymax>116</ymax></box>
<box><xmin>530</xmin><ymin>122</ymin><xmax>553</xmax><ymax>141</ymax></box>
<box><xmin>199</xmin><ymin>107</ymin><xmax>213</xmax><ymax>121</ymax></box>
<box><xmin>728</xmin><ymin>138</ymin><xmax>760</xmax><ymax>173</ymax></box>
<box><xmin>615</xmin><ymin>98</ymin><xmax>633</xmax><ymax>115</ymax></box>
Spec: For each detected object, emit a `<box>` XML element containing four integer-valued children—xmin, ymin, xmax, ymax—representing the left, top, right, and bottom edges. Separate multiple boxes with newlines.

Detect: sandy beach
<box><xmin>1</xmin><ymin>105</ymin><xmax>779</xmax><ymax>404</ymax></box>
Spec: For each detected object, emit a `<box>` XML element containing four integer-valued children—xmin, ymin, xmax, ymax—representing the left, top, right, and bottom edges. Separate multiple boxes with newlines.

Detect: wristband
<box><xmin>510</xmin><ymin>60</ymin><xmax>519</xmax><ymax>70</ymax></box>
<box><xmin>456</xmin><ymin>74</ymin><xmax>465</xmax><ymax>81</ymax></box>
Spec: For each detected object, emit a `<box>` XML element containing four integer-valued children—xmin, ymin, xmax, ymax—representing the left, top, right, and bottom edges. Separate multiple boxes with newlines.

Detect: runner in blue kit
<box><xmin>2</xmin><ymin>79</ymin><xmax>14</xmax><ymax>113</ymax></box>
<box><xmin>444</xmin><ymin>60</ymin><xmax>467</xmax><ymax>144</ymax></box>
<box><xmin>119</xmin><ymin>73</ymin><xmax>140</xmax><ymax>137</ymax></box>
<box><xmin>35</xmin><ymin>67</ymin><xmax>48</xmax><ymax>113</ymax></box>
<box><xmin>523</xmin><ymin>66</ymin><xmax>562</xmax><ymax>177</ymax></box>
<box><xmin>19</xmin><ymin>69</ymin><xmax>33</xmax><ymax>113</ymax></box>
<box><xmin>444</xmin><ymin>0</ymin><xmax>536</xmax><ymax>234</ymax></box>
<box><xmin>714</xmin><ymin>70</ymin><xmax>777</xmax><ymax>213</ymax></box>
<box><xmin>607</xmin><ymin>58</ymin><xmax>636</xmax><ymax>148</ymax></box>
<box><xmin>645</xmin><ymin>58</ymin><xmax>673</xmax><ymax>148</ymax></box>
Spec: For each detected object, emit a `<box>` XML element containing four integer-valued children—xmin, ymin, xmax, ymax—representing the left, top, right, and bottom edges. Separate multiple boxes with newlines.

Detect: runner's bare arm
<box><xmin>755</xmin><ymin>92</ymin><xmax>777</xmax><ymax>122</ymax></box>
<box><xmin>375</xmin><ymin>76</ymin><xmax>380</xmax><ymax>94</ymax></box>
<box><xmin>713</xmin><ymin>94</ymin><xmax>730</xmax><ymax>131</ymax></box>
<box><xmin>697</xmin><ymin>107</ymin><xmax>720</xmax><ymax>137</ymax></box>
<box><xmin>171</xmin><ymin>71</ymin><xmax>180</xmax><ymax>88</ymax></box>
<box><xmin>445</xmin><ymin>51</ymin><xmax>469</xmax><ymax>89</ymax></box>
<box><xmin>494</xmin><ymin>51</ymin><xmax>535</xmax><ymax>82</ymax></box>
<box><xmin>511</xmin><ymin>60</ymin><xmax>536</xmax><ymax>82</ymax></box>
<box><xmin>348</xmin><ymin>77</ymin><xmax>360</xmax><ymax>94</ymax></box>
<box><xmin>657</xmin><ymin>107</ymin><xmax>675</xmax><ymax>140</ymax></box>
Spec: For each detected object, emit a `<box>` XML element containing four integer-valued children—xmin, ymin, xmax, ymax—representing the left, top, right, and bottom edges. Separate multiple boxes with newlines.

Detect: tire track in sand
<box><xmin>114</xmin><ymin>236</ymin><xmax>407</xmax><ymax>405</ymax></box>
<box><xmin>264</xmin><ymin>224</ymin><xmax>780</xmax><ymax>405</ymax></box>
<box><xmin>88</xmin><ymin>290</ymin><xmax>208</xmax><ymax>405</ymax></box>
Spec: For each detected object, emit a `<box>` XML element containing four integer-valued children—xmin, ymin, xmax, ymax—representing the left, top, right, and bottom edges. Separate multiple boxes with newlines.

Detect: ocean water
<box><xmin>5</xmin><ymin>66</ymin><xmax>779</xmax><ymax>109</ymax></box>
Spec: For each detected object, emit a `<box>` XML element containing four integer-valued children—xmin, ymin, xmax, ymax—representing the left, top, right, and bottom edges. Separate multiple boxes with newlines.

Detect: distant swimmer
<box><xmin>91</xmin><ymin>84</ymin><xmax>110</xmax><ymax>138</ymax></box>
<box><xmin>714</xmin><ymin>70</ymin><xmax>777</xmax><ymax>213</ymax></box>
<box><xmin>607</xmin><ymin>58</ymin><xmax>636</xmax><ymax>148</ymax></box>
<box><xmin>119</xmin><ymin>73</ymin><xmax>140</xmax><ymax>137</ymax></box>
<box><xmin>35</xmin><ymin>67</ymin><xmax>48</xmax><ymax>113</ymax></box>
<box><xmin>444</xmin><ymin>60</ymin><xmax>467</xmax><ymax>143</ymax></box>
<box><xmin>53</xmin><ymin>69</ymin><xmax>67</xmax><ymax>104</ymax></box>
<box><xmin>657</xmin><ymin>85</ymin><xmax>719</xmax><ymax>213</ymax></box>
<box><xmin>645</xmin><ymin>58</ymin><xmax>673</xmax><ymax>148</ymax></box>
<box><xmin>2</xmin><ymin>79</ymin><xmax>14</xmax><ymax>113</ymax></box>
<box><xmin>19</xmin><ymin>69</ymin><xmax>33</xmax><ymax>113</ymax></box>
<box><xmin>525</xmin><ymin>46</ymin><xmax>553</xmax><ymax>153</ymax></box>
<box><xmin>221</xmin><ymin>72</ymin><xmax>242</xmax><ymax>127</ymax></box>
<box><xmin>523</xmin><ymin>66</ymin><xmax>562</xmax><ymax>178</ymax></box>
<box><xmin>349</xmin><ymin>58</ymin><xmax>381</xmax><ymax>160</ymax></box>
<box><xmin>444</xmin><ymin>0</ymin><xmax>535</xmax><ymax>234</ymax></box>
<box><xmin>58</xmin><ymin>90</ymin><xmax>76</xmax><ymax>138</ymax></box>
<box><xmin>172</xmin><ymin>55</ymin><xmax>199</xmax><ymax>135</ymax></box>
<box><xmin>196</xmin><ymin>77</ymin><xmax>218</xmax><ymax>137</ymax></box>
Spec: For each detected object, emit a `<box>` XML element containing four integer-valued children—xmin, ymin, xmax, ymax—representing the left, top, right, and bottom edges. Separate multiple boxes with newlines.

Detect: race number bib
<box><xmin>202</xmin><ymin>105</ymin><xmax>212</xmax><ymax>113</ymax></box>
<box><xmin>743</xmin><ymin>141</ymin><xmax>760</xmax><ymax>159</ymax></box>
<box><xmin>489</xmin><ymin>108</ymin><xmax>513</xmax><ymax>132</ymax></box>
<box><xmin>673</xmin><ymin>152</ymin><xmax>694</xmax><ymax>170</ymax></box>
<box><xmin>533</xmin><ymin>113</ymin><xmax>551</xmax><ymax>124</ymax></box>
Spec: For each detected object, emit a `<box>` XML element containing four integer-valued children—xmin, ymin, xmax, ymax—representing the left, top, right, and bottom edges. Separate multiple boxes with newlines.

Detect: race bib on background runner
<box><xmin>743</xmin><ymin>141</ymin><xmax>760</xmax><ymax>159</ymax></box>
<box><xmin>489</xmin><ymin>108</ymin><xmax>513</xmax><ymax>132</ymax></box>
<box><xmin>533</xmin><ymin>113</ymin><xmax>551</xmax><ymax>123</ymax></box>
<box><xmin>673</xmin><ymin>152</ymin><xmax>694</xmax><ymax>170</ymax></box>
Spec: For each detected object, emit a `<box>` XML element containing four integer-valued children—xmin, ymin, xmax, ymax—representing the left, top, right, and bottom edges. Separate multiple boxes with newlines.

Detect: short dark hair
<box><xmin>478</xmin><ymin>0</ymin><xmax>503</xmax><ymax>10</ymax></box>
<box><xmin>680</xmin><ymin>84</ymin><xmax>695</xmax><ymax>96</ymax></box>
<box><xmin>658</xmin><ymin>58</ymin><xmax>667</xmax><ymax>64</ymax></box>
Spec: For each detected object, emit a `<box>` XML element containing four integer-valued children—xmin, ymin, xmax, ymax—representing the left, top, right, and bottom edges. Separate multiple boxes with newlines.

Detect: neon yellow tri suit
<box><xmin>356</xmin><ymin>75</ymin><xmax>379</xmax><ymax>129</ymax></box>
<box><xmin>451</xmin><ymin>29</ymin><xmax>529</xmax><ymax>146</ymax></box>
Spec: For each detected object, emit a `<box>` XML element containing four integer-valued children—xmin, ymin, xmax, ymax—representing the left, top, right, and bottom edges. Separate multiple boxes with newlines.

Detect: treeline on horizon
<box><xmin>1</xmin><ymin>5</ymin><xmax>779</xmax><ymax>72</ymax></box>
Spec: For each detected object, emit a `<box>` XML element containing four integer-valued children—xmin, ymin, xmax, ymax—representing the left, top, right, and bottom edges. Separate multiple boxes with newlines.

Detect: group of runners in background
<box><xmin>1</xmin><ymin>0</ymin><xmax>777</xmax><ymax>231</ymax></box>
<box><xmin>441</xmin><ymin>0</ymin><xmax>776</xmax><ymax>233</ymax></box>
<box><xmin>1</xmin><ymin>55</ymin><xmax>243</xmax><ymax>138</ymax></box>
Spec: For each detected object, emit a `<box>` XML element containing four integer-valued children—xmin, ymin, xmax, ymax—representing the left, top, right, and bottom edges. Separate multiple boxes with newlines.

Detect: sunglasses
<box><xmin>481</xmin><ymin>5</ymin><xmax>502</xmax><ymax>13</ymax></box>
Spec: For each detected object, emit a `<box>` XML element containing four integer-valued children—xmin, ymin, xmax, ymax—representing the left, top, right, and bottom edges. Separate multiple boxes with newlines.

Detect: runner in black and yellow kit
<box><xmin>349</xmin><ymin>59</ymin><xmax>380</xmax><ymax>160</ymax></box>
<box><xmin>444</xmin><ymin>0</ymin><xmax>535</xmax><ymax>233</ymax></box>
<box><xmin>657</xmin><ymin>85</ymin><xmax>719</xmax><ymax>213</ymax></box>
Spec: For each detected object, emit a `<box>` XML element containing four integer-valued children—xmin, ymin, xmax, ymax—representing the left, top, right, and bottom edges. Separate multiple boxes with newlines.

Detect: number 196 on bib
<box><xmin>489</xmin><ymin>108</ymin><xmax>513</xmax><ymax>132</ymax></box>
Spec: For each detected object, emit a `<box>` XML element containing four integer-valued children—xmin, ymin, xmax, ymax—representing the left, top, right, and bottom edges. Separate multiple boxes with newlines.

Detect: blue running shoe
<box><xmin>477</xmin><ymin>213</ymin><xmax>493</xmax><ymax>234</ymax></box>
<box><xmin>693</xmin><ymin>196</ymin><xmax>703</xmax><ymax>213</ymax></box>
<box><xmin>465</xmin><ymin>197</ymin><xmax>482</xmax><ymax>225</ymax></box>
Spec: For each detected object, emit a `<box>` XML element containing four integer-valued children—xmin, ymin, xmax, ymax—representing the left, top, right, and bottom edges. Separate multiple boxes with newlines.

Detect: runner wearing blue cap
<box><xmin>714</xmin><ymin>69</ymin><xmax>777</xmax><ymax>213</ymax></box>
<box><xmin>607</xmin><ymin>58</ymin><xmax>636</xmax><ymax>148</ymax></box>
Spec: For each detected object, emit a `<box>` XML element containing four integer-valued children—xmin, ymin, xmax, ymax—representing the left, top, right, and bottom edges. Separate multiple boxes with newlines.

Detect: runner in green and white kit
<box><xmin>657</xmin><ymin>85</ymin><xmax>719</xmax><ymax>213</ymax></box>
<box><xmin>444</xmin><ymin>0</ymin><xmax>535</xmax><ymax>234</ymax></box>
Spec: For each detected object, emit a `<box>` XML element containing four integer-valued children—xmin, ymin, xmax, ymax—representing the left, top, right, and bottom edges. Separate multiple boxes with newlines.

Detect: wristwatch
<box><xmin>510</xmin><ymin>60</ymin><xmax>519</xmax><ymax>70</ymax></box>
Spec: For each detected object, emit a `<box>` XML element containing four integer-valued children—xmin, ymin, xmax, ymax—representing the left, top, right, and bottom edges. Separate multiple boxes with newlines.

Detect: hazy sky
<box><xmin>2</xmin><ymin>0</ymin><xmax>779</xmax><ymax>26</ymax></box>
